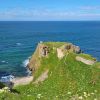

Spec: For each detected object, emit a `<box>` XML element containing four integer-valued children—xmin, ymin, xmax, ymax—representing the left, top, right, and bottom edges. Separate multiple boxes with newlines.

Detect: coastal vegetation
<box><xmin>0</xmin><ymin>82</ymin><xmax>5</xmax><ymax>89</ymax></box>
<box><xmin>0</xmin><ymin>42</ymin><xmax>100</xmax><ymax>100</ymax></box>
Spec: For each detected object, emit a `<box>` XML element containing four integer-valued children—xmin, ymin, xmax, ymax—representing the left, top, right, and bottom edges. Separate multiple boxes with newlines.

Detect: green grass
<box><xmin>0</xmin><ymin>42</ymin><xmax>100</xmax><ymax>100</ymax></box>
<box><xmin>43</xmin><ymin>42</ymin><xmax>67</xmax><ymax>48</ymax></box>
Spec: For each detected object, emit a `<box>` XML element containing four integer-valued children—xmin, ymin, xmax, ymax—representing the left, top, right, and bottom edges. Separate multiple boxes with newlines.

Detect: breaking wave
<box><xmin>22</xmin><ymin>57</ymin><xmax>32</xmax><ymax>76</ymax></box>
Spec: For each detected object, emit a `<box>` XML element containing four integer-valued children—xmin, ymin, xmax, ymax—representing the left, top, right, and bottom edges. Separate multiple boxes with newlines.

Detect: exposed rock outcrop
<box><xmin>27</xmin><ymin>42</ymin><xmax>83</xmax><ymax>70</ymax></box>
<box><xmin>27</xmin><ymin>43</ymin><xmax>50</xmax><ymax>72</ymax></box>
<box><xmin>57</xmin><ymin>48</ymin><xmax>64</xmax><ymax>59</ymax></box>
<box><xmin>76</xmin><ymin>56</ymin><xmax>96</xmax><ymax>65</ymax></box>
<box><xmin>56</xmin><ymin>43</ymin><xmax>82</xmax><ymax>59</ymax></box>
<box><xmin>73</xmin><ymin>46</ymin><xmax>82</xmax><ymax>54</ymax></box>
<box><xmin>38</xmin><ymin>44</ymin><xmax>49</xmax><ymax>57</ymax></box>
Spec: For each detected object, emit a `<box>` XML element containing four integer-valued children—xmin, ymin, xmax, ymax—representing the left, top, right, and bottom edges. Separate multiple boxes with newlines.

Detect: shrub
<box><xmin>0</xmin><ymin>82</ymin><xmax>5</xmax><ymax>89</ymax></box>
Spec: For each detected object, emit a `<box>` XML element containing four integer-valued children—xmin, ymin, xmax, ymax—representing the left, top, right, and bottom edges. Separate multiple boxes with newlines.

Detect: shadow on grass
<box><xmin>10</xmin><ymin>89</ymin><xmax>20</xmax><ymax>94</ymax></box>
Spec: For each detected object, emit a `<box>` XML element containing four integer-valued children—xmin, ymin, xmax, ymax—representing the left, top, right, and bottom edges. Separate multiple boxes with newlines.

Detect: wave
<box><xmin>1</xmin><ymin>60</ymin><xmax>8</xmax><ymax>64</ymax></box>
<box><xmin>22</xmin><ymin>57</ymin><xmax>32</xmax><ymax>76</ymax></box>
<box><xmin>26</xmin><ymin>69</ymin><xmax>32</xmax><ymax>76</ymax></box>
<box><xmin>16</xmin><ymin>43</ymin><xmax>22</xmax><ymax>46</ymax></box>
<box><xmin>22</xmin><ymin>58</ymin><xmax>29</xmax><ymax>67</ymax></box>
<box><xmin>1</xmin><ymin>60</ymin><xmax>6</xmax><ymax>63</ymax></box>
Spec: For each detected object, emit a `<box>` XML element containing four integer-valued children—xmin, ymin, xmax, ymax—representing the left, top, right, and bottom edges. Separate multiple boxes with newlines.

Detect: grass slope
<box><xmin>0</xmin><ymin>42</ymin><xmax>100</xmax><ymax>100</ymax></box>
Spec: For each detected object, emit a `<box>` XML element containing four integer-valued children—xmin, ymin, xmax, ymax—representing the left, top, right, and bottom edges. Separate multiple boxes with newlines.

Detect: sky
<box><xmin>0</xmin><ymin>0</ymin><xmax>100</xmax><ymax>21</ymax></box>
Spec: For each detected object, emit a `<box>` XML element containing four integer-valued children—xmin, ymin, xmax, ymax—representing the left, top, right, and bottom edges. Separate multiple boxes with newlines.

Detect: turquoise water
<box><xmin>0</xmin><ymin>21</ymin><xmax>100</xmax><ymax>76</ymax></box>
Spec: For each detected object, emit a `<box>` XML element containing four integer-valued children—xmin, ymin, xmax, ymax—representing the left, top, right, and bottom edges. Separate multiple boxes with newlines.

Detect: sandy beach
<box><xmin>12</xmin><ymin>76</ymin><xmax>33</xmax><ymax>86</ymax></box>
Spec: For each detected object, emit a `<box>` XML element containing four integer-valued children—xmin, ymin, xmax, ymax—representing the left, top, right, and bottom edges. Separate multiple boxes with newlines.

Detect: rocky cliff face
<box><xmin>27</xmin><ymin>43</ymin><xmax>50</xmax><ymax>72</ymax></box>
<box><xmin>2</xmin><ymin>42</ymin><xmax>100</xmax><ymax>100</ymax></box>
<box><xmin>27</xmin><ymin>42</ymin><xmax>82</xmax><ymax>72</ymax></box>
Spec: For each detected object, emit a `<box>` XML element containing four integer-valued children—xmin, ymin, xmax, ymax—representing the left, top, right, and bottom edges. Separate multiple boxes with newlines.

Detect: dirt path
<box><xmin>34</xmin><ymin>69</ymin><xmax>49</xmax><ymax>84</ymax></box>
<box><xmin>76</xmin><ymin>56</ymin><xmax>95</xmax><ymax>65</ymax></box>
<box><xmin>12</xmin><ymin>76</ymin><xmax>33</xmax><ymax>86</ymax></box>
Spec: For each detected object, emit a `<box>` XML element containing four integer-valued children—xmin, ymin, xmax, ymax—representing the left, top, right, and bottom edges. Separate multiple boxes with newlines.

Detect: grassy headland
<box><xmin>0</xmin><ymin>42</ymin><xmax>100</xmax><ymax>100</ymax></box>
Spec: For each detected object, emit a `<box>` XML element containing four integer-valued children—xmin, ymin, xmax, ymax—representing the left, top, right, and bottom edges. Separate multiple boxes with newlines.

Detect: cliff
<box><xmin>28</xmin><ymin>42</ymin><xmax>82</xmax><ymax>71</ymax></box>
<box><xmin>1</xmin><ymin>42</ymin><xmax>100</xmax><ymax>100</ymax></box>
<box><xmin>28</xmin><ymin>42</ymin><xmax>96</xmax><ymax>75</ymax></box>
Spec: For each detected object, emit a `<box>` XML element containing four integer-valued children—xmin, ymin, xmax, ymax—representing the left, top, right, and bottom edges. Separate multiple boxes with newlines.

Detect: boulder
<box><xmin>73</xmin><ymin>46</ymin><xmax>82</xmax><ymax>54</ymax></box>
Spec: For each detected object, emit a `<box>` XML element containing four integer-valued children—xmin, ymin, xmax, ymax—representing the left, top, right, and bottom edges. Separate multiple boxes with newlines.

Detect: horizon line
<box><xmin>0</xmin><ymin>20</ymin><xmax>100</xmax><ymax>22</ymax></box>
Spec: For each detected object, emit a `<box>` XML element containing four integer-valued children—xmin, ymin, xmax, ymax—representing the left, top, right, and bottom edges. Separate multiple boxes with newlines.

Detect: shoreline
<box><xmin>0</xmin><ymin>58</ymin><xmax>33</xmax><ymax>87</ymax></box>
<box><xmin>12</xmin><ymin>59</ymin><xmax>33</xmax><ymax>87</ymax></box>
<box><xmin>12</xmin><ymin>76</ymin><xmax>33</xmax><ymax>87</ymax></box>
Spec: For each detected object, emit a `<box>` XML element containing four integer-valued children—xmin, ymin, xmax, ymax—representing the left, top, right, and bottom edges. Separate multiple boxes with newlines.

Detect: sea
<box><xmin>0</xmin><ymin>21</ymin><xmax>100</xmax><ymax>77</ymax></box>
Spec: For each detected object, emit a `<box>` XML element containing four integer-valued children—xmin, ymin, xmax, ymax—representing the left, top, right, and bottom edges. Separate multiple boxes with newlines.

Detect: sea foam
<box><xmin>23</xmin><ymin>59</ymin><xmax>29</xmax><ymax>67</ymax></box>
<box><xmin>16</xmin><ymin>43</ymin><xmax>22</xmax><ymax>46</ymax></box>
<box><xmin>1</xmin><ymin>61</ymin><xmax>8</xmax><ymax>64</ymax></box>
<box><xmin>22</xmin><ymin>57</ymin><xmax>32</xmax><ymax>76</ymax></box>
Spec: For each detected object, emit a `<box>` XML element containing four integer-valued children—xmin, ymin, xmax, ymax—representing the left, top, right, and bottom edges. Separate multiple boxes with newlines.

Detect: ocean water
<box><xmin>0</xmin><ymin>21</ymin><xmax>100</xmax><ymax>76</ymax></box>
